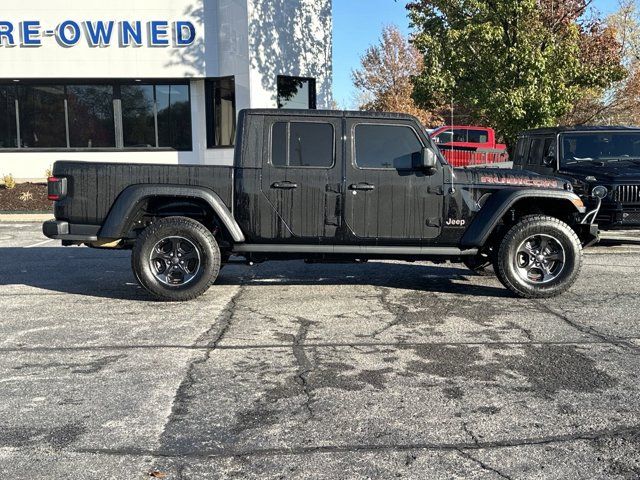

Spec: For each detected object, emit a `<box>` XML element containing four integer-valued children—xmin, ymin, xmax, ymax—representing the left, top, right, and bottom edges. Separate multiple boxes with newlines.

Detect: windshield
<box><xmin>561</xmin><ymin>132</ymin><xmax>640</xmax><ymax>165</ymax></box>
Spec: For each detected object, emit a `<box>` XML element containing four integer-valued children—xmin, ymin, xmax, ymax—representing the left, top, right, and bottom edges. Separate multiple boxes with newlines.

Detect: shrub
<box><xmin>2</xmin><ymin>174</ymin><xmax>16</xmax><ymax>190</ymax></box>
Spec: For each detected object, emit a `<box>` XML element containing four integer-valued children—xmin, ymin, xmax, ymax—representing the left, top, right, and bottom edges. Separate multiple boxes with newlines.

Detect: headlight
<box><xmin>592</xmin><ymin>185</ymin><xmax>608</xmax><ymax>199</ymax></box>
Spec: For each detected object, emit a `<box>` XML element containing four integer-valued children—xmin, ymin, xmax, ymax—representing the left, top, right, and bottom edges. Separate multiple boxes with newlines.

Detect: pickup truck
<box><xmin>430</xmin><ymin>125</ymin><xmax>509</xmax><ymax>167</ymax></box>
<box><xmin>44</xmin><ymin>109</ymin><xmax>599</xmax><ymax>301</ymax></box>
<box><xmin>513</xmin><ymin>126</ymin><xmax>640</xmax><ymax>230</ymax></box>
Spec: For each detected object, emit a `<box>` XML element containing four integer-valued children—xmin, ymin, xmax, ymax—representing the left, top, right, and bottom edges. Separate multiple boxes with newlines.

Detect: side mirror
<box><xmin>421</xmin><ymin>147</ymin><xmax>438</xmax><ymax>172</ymax></box>
<box><xmin>542</xmin><ymin>155</ymin><xmax>555</xmax><ymax>167</ymax></box>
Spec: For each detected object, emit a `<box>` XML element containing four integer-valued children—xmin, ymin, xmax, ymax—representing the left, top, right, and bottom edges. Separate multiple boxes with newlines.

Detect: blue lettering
<box><xmin>120</xmin><ymin>21</ymin><xmax>142</xmax><ymax>47</ymax></box>
<box><xmin>174</xmin><ymin>21</ymin><xmax>195</xmax><ymax>46</ymax></box>
<box><xmin>0</xmin><ymin>21</ymin><xmax>15</xmax><ymax>46</ymax></box>
<box><xmin>84</xmin><ymin>20</ymin><xmax>114</xmax><ymax>47</ymax></box>
<box><xmin>57</xmin><ymin>20</ymin><xmax>81</xmax><ymax>46</ymax></box>
<box><xmin>21</xmin><ymin>21</ymin><xmax>41</xmax><ymax>46</ymax></box>
<box><xmin>149</xmin><ymin>21</ymin><xmax>169</xmax><ymax>46</ymax></box>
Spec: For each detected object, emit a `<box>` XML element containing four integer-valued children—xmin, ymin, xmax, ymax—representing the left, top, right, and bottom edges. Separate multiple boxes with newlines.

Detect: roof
<box><xmin>241</xmin><ymin>108</ymin><xmax>419</xmax><ymax>122</ymax></box>
<box><xmin>520</xmin><ymin>125</ymin><xmax>640</xmax><ymax>135</ymax></box>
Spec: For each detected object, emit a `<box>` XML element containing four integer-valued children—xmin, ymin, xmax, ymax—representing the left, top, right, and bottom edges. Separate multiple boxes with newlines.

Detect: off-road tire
<box><xmin>494</xmin><ymin>215</ymin><xmax>582</xmax><ymax>299</ymax></box>
<box><xmin>462</xmin><ymin>255</ymin><xmax>494</xmax><ymax>276</ymax></box>
<box><xmin>132</xmin><ymin>216</ymin><xmax>221</xmax><ymax>301</ymax></box>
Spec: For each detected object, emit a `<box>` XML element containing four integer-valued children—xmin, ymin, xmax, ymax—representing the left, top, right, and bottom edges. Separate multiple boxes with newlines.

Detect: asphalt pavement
<box><xmin>0</xmin><ymin>222</ymin><xmax>638</xmax><ymax>479</ymax></box>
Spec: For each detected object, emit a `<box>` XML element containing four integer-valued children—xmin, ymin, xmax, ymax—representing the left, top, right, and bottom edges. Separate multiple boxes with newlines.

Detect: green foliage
<box><xmin>407</xmin><ymin>0</ymin><xmax>626</xmax><ymax>144</ymax></box>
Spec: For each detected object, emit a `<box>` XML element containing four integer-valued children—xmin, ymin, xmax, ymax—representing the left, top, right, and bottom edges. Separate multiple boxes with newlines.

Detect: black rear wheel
<box><xmin>132</xmin><ymin>216</ymin><xmax>221</xmax><ymax>301</ymax></box>
<box><xmin>494</xmin><ymin>215</ymin><xmax>582</xmax><ymax>298</ymax></box>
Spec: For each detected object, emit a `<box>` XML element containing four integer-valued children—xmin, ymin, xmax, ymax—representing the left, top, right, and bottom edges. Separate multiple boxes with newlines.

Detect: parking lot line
<box><xmin>23</xmin><ymin>239</ymin><xmax>54</xmax><ymax>248</ymax></box>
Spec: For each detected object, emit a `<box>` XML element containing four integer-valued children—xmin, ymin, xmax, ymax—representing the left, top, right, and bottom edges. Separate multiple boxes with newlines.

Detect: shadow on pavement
<box><xmin>0</xmin><ymin>247</ymin><xmax>508</xmax><ymax>300</ymax></box>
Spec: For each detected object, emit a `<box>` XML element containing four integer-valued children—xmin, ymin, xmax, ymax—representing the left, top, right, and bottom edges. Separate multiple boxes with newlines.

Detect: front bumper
<box><xmin>42</xmin><ymin>220</ymin><xmax>100</xmax><ymax>242</ymax></box>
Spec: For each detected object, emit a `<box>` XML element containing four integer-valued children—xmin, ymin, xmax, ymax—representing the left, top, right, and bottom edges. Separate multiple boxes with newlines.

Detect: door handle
<box><xmin>271</xmin><ymin>181</ymin><xmax>298</xmax><ymax>190</ymax></box>
<box><xmin>349</xmin><ymin>183</ymin><xmax>375</xmax><ymax>191</ymax></box>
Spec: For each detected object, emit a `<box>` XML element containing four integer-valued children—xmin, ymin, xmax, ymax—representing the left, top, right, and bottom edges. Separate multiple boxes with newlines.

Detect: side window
<box><xmin>468</xmin><ymin>129</ymin><xmax>488</xmax><ymax>143</ymax></box>
<box><xmin>355</xmin><ymin>124</ymin><xmax>423</xmax><ymax>170</ymax></box>
<box><xmin>514</xmin><ymin>138</ymin><xmax>526</xmax><ymax>166</ymax></box>
<box><xmin>271</xmin><ymin>121</ymin><xmax>334</xmax><ymax>168</ymax></box>
<box><xmin>527</xmin><ymin>138</ymin><xmax>543</xmax><ymax>165</ymax></box>
<box><xmin>541</xmin><ymin>137</ymin><xmax>555</xmax><ymax>165</ymax></box>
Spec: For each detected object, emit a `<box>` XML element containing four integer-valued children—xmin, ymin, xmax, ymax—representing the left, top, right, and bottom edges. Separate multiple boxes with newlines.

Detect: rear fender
<box><xmin>98</xmin><ymin>185</ymin><xmax>245</xmax><ymax>242</ymax></box>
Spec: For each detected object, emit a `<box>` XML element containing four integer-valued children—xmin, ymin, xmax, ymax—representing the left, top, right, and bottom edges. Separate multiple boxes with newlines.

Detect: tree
<box><xmin>562</xmin><ymin>0</ymin><xmax>640</xmax><ymax>125</ymax></box>
<box><xmin>407</xmin><ymin>0</ymin><xmax>626</xmax><ymax>143</ymax></box>
<box><xmin>352</xmin><ymin>25</ymin><xmax>441</xmax><ymax>126</ymax></box>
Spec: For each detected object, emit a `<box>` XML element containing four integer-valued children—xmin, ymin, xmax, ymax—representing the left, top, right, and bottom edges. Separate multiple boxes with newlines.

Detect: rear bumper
<box><xmin>42</xmin><ymin>220</ymin><xmax>100</xmax><ymax>242</ymax></box>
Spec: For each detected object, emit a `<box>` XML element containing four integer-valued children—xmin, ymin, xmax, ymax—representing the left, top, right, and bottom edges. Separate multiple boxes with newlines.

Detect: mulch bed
<box><xmin>0</xmin><ymin>183</ymin><xmax>50</xmax><ymax>212</ymax></box>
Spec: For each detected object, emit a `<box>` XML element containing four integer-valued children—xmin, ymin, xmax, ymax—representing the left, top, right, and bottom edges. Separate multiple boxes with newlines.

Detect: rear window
<box><xmin>467</xmin><ymin>129</ymin><xmax>488</xmax><ymax>143</ymax></box>
<box><xmin>271</xmin><ymin>121</ymin><xmax>334</xmax><ymax>168</ymax></box>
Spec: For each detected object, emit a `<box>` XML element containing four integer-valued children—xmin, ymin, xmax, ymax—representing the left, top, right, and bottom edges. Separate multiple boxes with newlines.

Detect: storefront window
<box><xmin>0</xmin><ymin>86</ymin><xmax>17</xmax><ymax>149</ymax></box>
<box><xmin>277</xmin><ymin>76</ymin><xmax>316</xmax><ymax>109</ymax></box>
<box><xmin>18</xmin><ymin>85</ymin><xmax>67</xmax><ymax>148</ymax></box>
<box><xmin>206</xmin><ymin>77</ymin><xmax>236</xmax><ymax>147</ymax></box>
<box><xmin>67</xmin><ymin>85</ymin><xmax>115</xmax><ymax>148</ymax></box>
<box><xmin>0</xmin><ymin>81</ymin><xmax>192</xmax><ymax>151</ymax></box>
<box><xmin>121</xmin><ymin>84</ymin><xmax>156</xmax><ymax>148</ymax></box>
<box><xmin>157</xmin><ymin>84</ymin><xmax>192</xmax><ymax>150</ymax></box>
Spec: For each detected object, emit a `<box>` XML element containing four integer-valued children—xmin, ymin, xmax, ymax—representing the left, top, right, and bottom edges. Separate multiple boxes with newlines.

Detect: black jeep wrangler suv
<box><xmin>513</xmin><ymin>126</ymin><xmax>640</xmax><ymax>230</ymax></box>
<box><xmin>44</xmin><ymin>109</ymin><xmax>599</xmax><ymax>301</ymax></box>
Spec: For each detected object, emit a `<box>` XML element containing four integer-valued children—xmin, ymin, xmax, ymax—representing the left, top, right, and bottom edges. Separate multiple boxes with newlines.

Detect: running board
<box><xmin>233</xmin><ymin>244</ymin><xmax>478</xmax><ymax>256</ymax></box>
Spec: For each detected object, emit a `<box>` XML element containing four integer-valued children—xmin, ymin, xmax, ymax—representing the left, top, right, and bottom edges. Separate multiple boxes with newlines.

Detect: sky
<box><xmin>332</xmin><ymin>0</ymin><xmax>622</xmax><ymax>109</ymax></box>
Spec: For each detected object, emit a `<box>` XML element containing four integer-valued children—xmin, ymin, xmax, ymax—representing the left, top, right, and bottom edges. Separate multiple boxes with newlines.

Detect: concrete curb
<box><xmin>0</xmin><ymin>214</ymin><xmax>53</xmax><ymax>222</ymax></box>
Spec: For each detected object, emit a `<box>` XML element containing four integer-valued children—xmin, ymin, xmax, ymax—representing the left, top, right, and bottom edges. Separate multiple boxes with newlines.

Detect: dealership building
<box><xmin>0</xmin><ymin>0</ymin><xmax>333</xmax><ymax>181</ymax></box>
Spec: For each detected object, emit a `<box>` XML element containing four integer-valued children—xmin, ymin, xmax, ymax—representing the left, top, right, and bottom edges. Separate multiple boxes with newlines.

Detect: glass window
<box><xmin>0</xmin><ymin>86</ymin><xmax>17</xmax><ymax>148</ymax></box>
<box><xmin>434</xmin><ymin>130</ymin><xmax>453</xmax><ymax>144</ymax></box>
<box><xmin>18</xmin><ymin>85</ymin><xmax>66</xmax><ymax>148</ymax></box>
<box><xmin>67</xmin><ymin>85</ymin><xmax>115</xmax><ymax>148</ymax></box>
<box><xmin>355</xmin><ymin>124</ymin><xmax>423</xmax><ymax>169</ymax></box>
<box><xmin>528</xmin><ymin>138</ymin><xmax>544</xmax><ymax>165</ymax></box>
<box><xmin>271</xmin><ymin>121</ymin><xmax>334</xmax><ymax>168</ymax></box>
<box><xmin>277</xmin><ymin>76</ymin><xmax>317</xmax><ymax>109</ymax></box>
<box><xmin>542</xmin><ymin>137</ymin><xmax>555</xmax><ymax>164</ymax></box>
<box><xmin>121</xmin><ymin>84</ymin><xmax>156</xmax><ymax>148</ymax></box>
<box><xmin>468</xmin><ymin>129</ymin><xmax>489</xmax><ymax>143</ymax></box>
<box><xmin>206</xmin><ymin>77</ymin><xmax>236</xmax><ymax>147</ymax></box>
<box><xmin>157</xmin><ymin>84</ymin><xmax>192</xmax><ymax>150</ymax></box>
<box><xmin>514</xmin><ymin>138</ymin><xmax>527</xmax><ymax>166</ymax></box>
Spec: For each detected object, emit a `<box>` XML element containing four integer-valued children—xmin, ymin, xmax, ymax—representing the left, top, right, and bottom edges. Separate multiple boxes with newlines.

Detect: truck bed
<box><xmin>52</xmin><ymin>161</ymin><xmax>234</xmax><ymax>226</ymax></box>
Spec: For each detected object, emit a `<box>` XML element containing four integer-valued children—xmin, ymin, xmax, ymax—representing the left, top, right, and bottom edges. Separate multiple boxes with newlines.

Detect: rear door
<box><xmin>344</xmin><ymin>119</ymin><xmax>444</xmax><ymax>242</ymax></box>
<box><xmin>260</xmin><ymin>116</ymin><xmax>342</xmax><ymax>240</ymax></box>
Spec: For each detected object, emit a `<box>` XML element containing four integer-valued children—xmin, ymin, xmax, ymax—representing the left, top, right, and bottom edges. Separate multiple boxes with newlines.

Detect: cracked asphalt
<box><xmin>0</xmin><ymin>223</ymin><xmax>639</xmax><ymax>479</ymax></box>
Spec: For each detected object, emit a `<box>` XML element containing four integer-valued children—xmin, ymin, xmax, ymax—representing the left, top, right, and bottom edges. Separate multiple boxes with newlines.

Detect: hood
<box><xmin>559</xmin><ymin>160</ymin><xmax>640</xmax><ymax>183</ymax></box>
<box><xmin>460</xmin><ymin>168</ymin><xmax>566</xmax><ymax>190</ymax></box>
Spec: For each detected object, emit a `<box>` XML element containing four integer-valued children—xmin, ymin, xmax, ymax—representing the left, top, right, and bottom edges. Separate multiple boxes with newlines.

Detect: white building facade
<box><xmin>0</xmin><ymin>0</ymin><xmax>333</xmax><ymax>180</ymax></box>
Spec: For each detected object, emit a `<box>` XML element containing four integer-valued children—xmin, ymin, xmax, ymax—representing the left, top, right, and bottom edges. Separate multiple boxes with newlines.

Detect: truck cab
<box><xmin>44</xmin><ymin>110</ymin><xmax>598</xmax><ymax>301</ymax></box>
<box><xmin>431</xmin><ymin>125</ymin><xmax>508</xmax><ymax>167</ymax></box>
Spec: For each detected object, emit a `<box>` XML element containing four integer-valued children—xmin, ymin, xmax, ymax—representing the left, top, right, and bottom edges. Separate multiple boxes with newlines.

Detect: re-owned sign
<box><xmin>0</xmin><ymin>20</ymin><xmax>196</xmax><ymax>47</ymax></box>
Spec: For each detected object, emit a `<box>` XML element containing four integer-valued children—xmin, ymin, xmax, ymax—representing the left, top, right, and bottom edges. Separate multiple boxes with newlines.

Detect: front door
<box><xmin>260</xmin><ymin>116</ymin><xmax>343</xmax><ymax>241</ymax></box>
<box><xmin>344</xmin><ymin>120</ymin><xmax>444</xmax><ymax>242</ymax></box>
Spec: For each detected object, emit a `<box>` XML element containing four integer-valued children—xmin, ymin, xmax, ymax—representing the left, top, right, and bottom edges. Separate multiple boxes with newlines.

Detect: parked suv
<box><xmin>45</xmin><ymin>109</ymin><xmax>599</xmax><ymax>301</ymax></box>
<box><xmin>513</xmin><ymin>126</ymin><xmax>640</xmax><ymax>230</ymax></box>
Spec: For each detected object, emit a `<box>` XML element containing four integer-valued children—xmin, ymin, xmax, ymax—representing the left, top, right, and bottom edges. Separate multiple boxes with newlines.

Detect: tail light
<box><xmin>47</xmin><ymin>176</ymin><xmax>67</xmax><ymax>201</ymax></box>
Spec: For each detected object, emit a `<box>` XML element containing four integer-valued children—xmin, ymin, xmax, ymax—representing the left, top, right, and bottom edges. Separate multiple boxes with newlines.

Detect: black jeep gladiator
<box><xmin>513</xmin><ymin>126</ymin><xmax>640</xmax><ymax>230</ymax></box>
<box><xmin>44</xmin><ymin>109</ymin><xmax>599</xmax><ymax>301</ymax></box>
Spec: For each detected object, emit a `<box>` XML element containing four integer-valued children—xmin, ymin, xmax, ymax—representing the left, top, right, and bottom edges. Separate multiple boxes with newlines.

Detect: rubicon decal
<box><xmin>0</xmin><ymin>20</ymin><xmax>196</xmax><ymax>48</ymax></box>
<box><xmin>479</xmin><ymin>175</ymin><xmax>559</xmax><ymax>189</ymax></box>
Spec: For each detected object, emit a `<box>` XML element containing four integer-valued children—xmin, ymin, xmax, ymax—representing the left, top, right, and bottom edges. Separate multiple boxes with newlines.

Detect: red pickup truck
<box><xmin>430</xmin><ymin>126</ymin><xmax>509</xmax><ymax>167</ymax></box>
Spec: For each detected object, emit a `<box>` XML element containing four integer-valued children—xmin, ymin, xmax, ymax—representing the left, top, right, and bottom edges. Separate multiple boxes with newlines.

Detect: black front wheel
<box><xmin>494</xmin><ymin>215</ymin><xmax>582</xmax><ymax>299</ymax></box>
<box><xmin>132</xmin><ymin>217</ymin><xmax>221</xmax><ymax>301</ymax></box>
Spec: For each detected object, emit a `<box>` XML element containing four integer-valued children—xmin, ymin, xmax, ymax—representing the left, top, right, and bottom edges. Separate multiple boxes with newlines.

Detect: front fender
<box><xmin>460</xmin><ymin>189</ymin><xmax>585</xmax><ymax>248</ymax></box>
<box><xmin>99</xmin><ymin>184</ymin><xmax>245</xmax><ymax>242</ymax></box>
